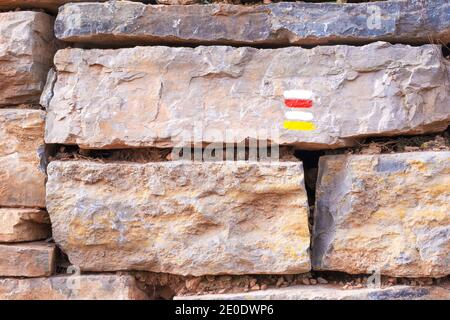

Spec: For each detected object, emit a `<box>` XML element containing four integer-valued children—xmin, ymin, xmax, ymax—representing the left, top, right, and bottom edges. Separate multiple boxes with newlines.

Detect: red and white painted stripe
<box><xmin>283</xmin><ymin>90</ymin><xmax>315</xmax><ymax>131</ymax></box>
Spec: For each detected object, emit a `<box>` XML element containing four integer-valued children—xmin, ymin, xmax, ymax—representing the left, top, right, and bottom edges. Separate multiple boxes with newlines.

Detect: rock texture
<box><xmin>156</xmin><ymin>0</ymin><xmax>200</xmax><ymax>5</ymax></box>
<box><xmin>313</xmin><ymin>152</ymin><xmax>450</xmax><ymax>278</ymax></box>
<box><xmin>54</xmin><ymin>1</ymin><xmax>450</xmax><ymax>46</ymax></box>
<box><xmin>45</xmin><ymin>43</ymin><xmax>450</xmax><ymax>150</ymax></box>
<box><xmin>0</xmin><ymin>208</ymin><xmax>51</xmax><ymax>242</ymax></box>
<box><xmin>0</xmin><ymin>242</ymin><xmax>55</xmax><ymax>277</ymax></box>
<box><xmin>46</xmin><ymin>160</ymin><xmax>311</xmax><ymax>276</ymax></box>
<box><xmin>177</xmin><ymin>283</ymin><xmax>450</xmax><ymax>300</ymax></box>
<box><xmin>0</xmin><ymin>1</ymin><xmax>147</xmax><ymax>13</ymax></box>
<box><xmin>0</xmin><ymin>109</ymin><xmax>46</xmax><ymax>207</ymax></box>
<box><xmin>0</xmin><ymin>275</ymin><xmax>149</xmax><ymax>300</ymax></box>
<box><xmin>0</xmin><ymin>11</ymin><xmax>56</xmax><ymax>106</ymax></box>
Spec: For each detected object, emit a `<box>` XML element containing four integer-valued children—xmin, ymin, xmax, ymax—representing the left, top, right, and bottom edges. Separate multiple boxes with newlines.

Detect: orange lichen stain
<box><xmin>325</xmin><ymin>159</ymin><xmax>345</xmax><ymax>172</ymax></box>
<box><xmin>265</xmin><ymin>235</ymin><xmax>309</xmax><ymax>260</ymax></box>
<box><xmin>282</xmin><ymin>220</ymin><xmax>310</xmax><ymax>239</ymax></box>
<box><xmin>68</xmin><ymin>218</ymin><xmax>90</xmax><ymax>244</ymax></box>
<box><xmin>321</xmin><ymin>175</ymin><xmax>334</xmax><ymax>185</ymax></box>
<box><xmin>284</xmin><ymin>243</ymin><xmax>309</xmax><ymax>260</ymax></box>
<box><xmin>352</xmin><ymin>159</ymin><xmax>373</xmax><ymax>172</ymax></box>
<box><xmin>410</xmin><ymin>210</ymin><xmax>449</xmax><ymax>222</ymax></box>
<box><xmin>407</xmin><ymin>160</ymin><xmax>427</xmax><ymax>172</ymax></box>
<box><xmin>427</xmin><ymin>184</ymin><xmax>450</xmax><ymax>198</ymax></box>
<box><xmin>371</xmin><ymin>208</ymin><xmax>406</xmax><ymax>221</ymax></box>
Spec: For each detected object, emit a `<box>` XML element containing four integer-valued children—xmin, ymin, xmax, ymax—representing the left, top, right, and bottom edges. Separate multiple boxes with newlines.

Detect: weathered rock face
<box><xmin>54</xmin><ymin>1</ymin><xmax>450</xmax><ymax>46</ymax></box>
<box><xmin>0</xmin><ymin>109</ymin><xmax>46</xmax><ymax>207</ymax></box>
<box><xmin>46</xmin><ymin>160</ymin><xmax>311</xmax><ymax>276</ymax></box>
<box><xmin>0</xmin><ymin>0</ymin><xmax>65</xmax><ymax>12</ymax></box>
<box><xmin>0</xmin><ymin>12</ymin><xmax>56</xmax><ymax>106</ymax></box>
<box><xmin>0</xmin><ymin>242</ymin><xmax>55</xmax><ymax>277</ymax></box>
<box><xmin>45</xmin><ymin>43</ymin><xmax>450</xmax><ymax>150</ymax></box>
<box><xmin>156</xmin><ymin>0</ymin><xmax>200</xmax><ymax>5</ymax></box>
<box><xmin>313</xmin><ymin>152</ymin><xmax>450</xmax><ymax>278</ymax></box>
<box><xmin>0</xmin><ymin>1</ymin><xmax>146</xmax><ymax>13</ymax></box>
<box><xmin>177</xmin><ymin>283</ymin><xmax>450</xmax><ymax>300</ymax></box>
<box><xmin>0</xmin><ymin>275</ymin><xmax>149</xmax><ymax>300</ymax></box>
<box><xmin>0</xmin><ymin>208</ymin><xmax>51</xmax><ymax>242</ymax></box>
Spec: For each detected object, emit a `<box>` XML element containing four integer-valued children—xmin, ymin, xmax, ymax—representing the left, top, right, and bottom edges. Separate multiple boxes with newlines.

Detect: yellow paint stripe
<box><xmin>283</xmin><ymin>121</ymin><xmax>315</xmax><ymax>131</ymax></box>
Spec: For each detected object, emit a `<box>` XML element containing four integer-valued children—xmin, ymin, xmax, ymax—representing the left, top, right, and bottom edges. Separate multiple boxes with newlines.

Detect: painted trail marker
<box><xmin>283</xmin><ymin>90</ymin><xmax>315</xmax><ymax>131</ymax></box>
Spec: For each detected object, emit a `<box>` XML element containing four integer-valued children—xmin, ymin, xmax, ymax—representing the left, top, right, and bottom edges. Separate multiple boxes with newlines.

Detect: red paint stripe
<box><xmin>284</xmin><ymin>99</ymin><xmax>313</xmax><ymax>108</ymax></box>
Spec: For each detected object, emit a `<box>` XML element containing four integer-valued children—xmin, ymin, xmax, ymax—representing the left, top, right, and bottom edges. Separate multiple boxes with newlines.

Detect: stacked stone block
<box><xmin>0</xmin><ymin>11</ymin><xmax>55</xmax><ymax>279</ymax></box>
<box><xmin>1</xmin><ymin>0</ymin><xmax>450</xmax><ymax>300</ymax></box>
<box><xmin>312</xmin><ymin>152</ymin><xmax>450</xmax><ymax>278</ymax></box>
<box><xmin>0</xmin><ymin>8</ymin><xmax>148</xmax><ymax>300</ymax></box>
<box><xmin>46</xmin><ymin>161</ymin><xmax>311</xmax><ymax>275</ymax></box>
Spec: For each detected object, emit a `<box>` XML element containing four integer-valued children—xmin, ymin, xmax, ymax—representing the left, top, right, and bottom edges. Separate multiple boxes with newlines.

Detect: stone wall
<box><xmin>0</xmin><ymin>0</ymin><xmax>449</xmax><ymax>300</ymax></box>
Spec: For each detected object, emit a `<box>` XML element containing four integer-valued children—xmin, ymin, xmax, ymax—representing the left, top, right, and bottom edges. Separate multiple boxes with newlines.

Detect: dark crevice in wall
<box><xmin>54</xmin><ymin>247</ymin><xmax>72</xmax><ymax>274</ymax></box>
<box><xmin>0</xmin><ymin>104</ymin><xmax>42</xmax><ymax>110</ymax></box>
<box><xmin>443</xmin><ymin>43</ymin><xmax>450</xmax><ymax>59</ymax></box>
<box><xmin>293</xmin><ymin>149</ymin><xmax>324</xmax><ymax>274</ymax></box>
<box><xmin>130</xmin><ymin>271</ymin><xmax>449</xmax><ymax>300</ymax></box>
<box><xmin>46</xmin><ymin>144</ymin><xmax>298</xmax><ymax>163</ymax></box>
<box><xmin>68</xmin><ymin>39</ymin><xmax>438</xmax><ymax>51</ymax></box>
<box><xmin>325</xmin><ymin>129</ymin><xmax>450</xmax><ymax>156</ymax></box>
<box><xmin>0</xmin><ymin>8</ymin><xmax>55</xmax><ymax>16</ymax></box>
<box><xmin>294</xmin><ymin>150</ymin><xmax>324</xmax><ymax>207</ymax></box>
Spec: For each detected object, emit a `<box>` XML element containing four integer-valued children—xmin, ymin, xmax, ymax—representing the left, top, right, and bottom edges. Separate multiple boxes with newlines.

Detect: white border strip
<box><xmin>283</xmin><ymin>90</ymin><xmax>313</xmax><ymax>100</ymax></box>
<box><xmin>285</xmin><ymin>111</ymin><xmax>314</xmax><ymax>121</ymax></box>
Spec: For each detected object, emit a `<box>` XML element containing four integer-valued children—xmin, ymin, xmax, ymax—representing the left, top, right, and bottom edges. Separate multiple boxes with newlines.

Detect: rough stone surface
<box><xmin>0</xmin><ymin>11</ymin><xmax>56</xmax><ymax>106</ymax></box>
<box><xmin>54</xmin><ymin>1</ymin><xmax>450</xmax><ymax>46</ymax></box>
<box><xmin>177</xmin><ymin>283</ymin><xmax>450</xmax><ymax>300</ymax></box>
<box><xmin>0</xmin><ymin>208</ymin><xmax>51</xmax><ymax>242</ymax></box>
<box><xmin>45</xmin><ymin>43</ymin><xmax>450</xmax><ymax>150</ymax></box>
<box><xmin>0</xmin><ymin>275</ymin><xmax>149</xmax><ymax>300</ymax></box>
<box><xmin>0</xmin><ymin>109</ymin><xmax>46</xmax><ymax>207</ymax></box>
<box><xmin>0</xmin><ymin>1</ymin><xmax>148</xmax><ymax>13</ymax></box>
<box><xmin>46</xmin><ymin>160</ymin><xmax>311</xmax><ymax>276</ymax></box>
<box><xmin>0</xmin><ymin>242</ymin><xmax>55</xmax><ymax>277</ymax></box>
<box><xmin>156</xmin><ymin>0</ymin><xmax>199</xmax><ymax>5</ymax></box>
<box><xmin>313</xmin><ymin>152</ymin><xmax>450</xmax><ymax>278</ymax></box>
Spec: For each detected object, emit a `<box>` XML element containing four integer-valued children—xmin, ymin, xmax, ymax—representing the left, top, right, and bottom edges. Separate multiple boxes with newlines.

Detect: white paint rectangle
<box><xmin>285</xmin><ymin>110</ymin><xmax>314</xmax><ymax>121</ymax></box>
<box><xmin>283</xmin><ymin>90</ymin><xmax>313</xmax><ymax>100</ymax></box>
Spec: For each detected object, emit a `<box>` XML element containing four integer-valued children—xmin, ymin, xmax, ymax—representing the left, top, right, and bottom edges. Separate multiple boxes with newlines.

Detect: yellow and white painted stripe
<box><xmin>283</xmin><ymin>89</ymin><xmax>316</xmax><ymax>131</ymax></box>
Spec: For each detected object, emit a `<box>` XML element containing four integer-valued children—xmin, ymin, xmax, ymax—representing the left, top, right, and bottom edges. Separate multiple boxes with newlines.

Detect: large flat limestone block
<box><xmin>0</xmin><ymin>208</ymin><xmax>51</xmax><ymax>242</ymax></box>
<box><xmin>0</xmin><ymin>1</ymin><xmax>144</xmax><ymax>13</ymax></box>
<box><xmin>46</xmin><ymin>160</ymin><xmax>311</xmax><ymax>276</ymax></box>
<box><xmin>0</xmin><ymin>109</ymin><xmax>46</xmax><ymax>207</ymax></box>
<box><xmin>0</xmin><ymin>275</ymin><xmax>149</xmax><ymax>300</ymax></box>
<box><xmin>54</xmin><ymin>1</ymin><xmax>450</xmax><ymax>46</ymax></box>
<box><xmin>45</xmin><ymin>43</ymin><xmax>450</xmax><ymax>150</ymax></box>
<box><xmin>0</xmin><ymin>11</ymin><xmax>56</xmax><ymax>106</ymax></box>
<box><xmin>313</xmin><ymin>152</ymin><xmax>450</xmax><ymax>278</ymax></box>
<box><xmin>176</xmin><ymin>283</ymin><xmax>450</xmax><ymax>300</ymax></box>
<box><xmin>0</xmin><ymin>242</ymin><xmax>55</xmax><ymax>277</ymax></box>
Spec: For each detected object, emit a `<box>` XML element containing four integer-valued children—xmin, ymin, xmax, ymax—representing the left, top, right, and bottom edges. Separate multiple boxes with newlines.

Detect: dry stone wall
<box><xmin>0</xmin><ymin>7</ymin><xmax>148</xmax><ymax>299</ymax></box>
<box><xmin>0</xmin><ymin>0</ymin><xmax>449</xmax><ymax>300</ymax></box>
